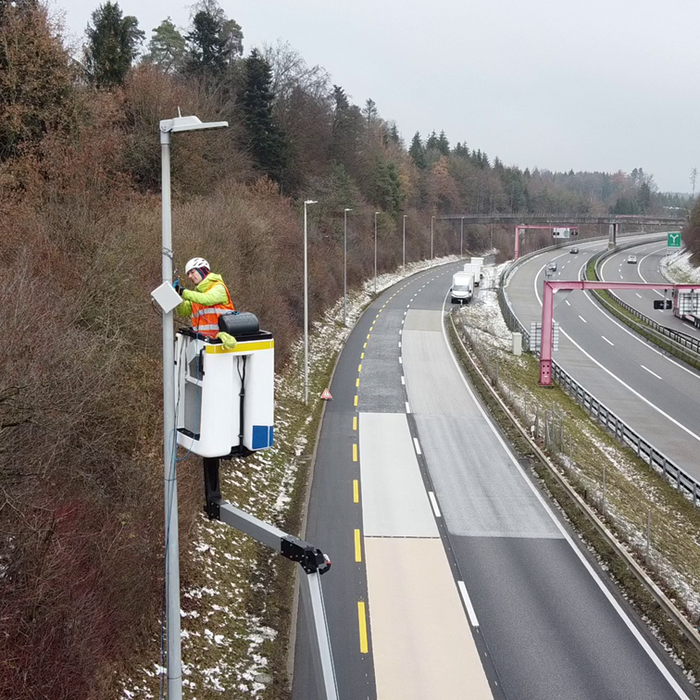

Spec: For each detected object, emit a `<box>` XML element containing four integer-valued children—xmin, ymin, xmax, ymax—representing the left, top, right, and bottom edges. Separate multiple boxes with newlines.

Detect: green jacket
<box><xmin>175</xmin><ymin>273</ymin><xmax>230</xmax><ymax>317</ymax></box>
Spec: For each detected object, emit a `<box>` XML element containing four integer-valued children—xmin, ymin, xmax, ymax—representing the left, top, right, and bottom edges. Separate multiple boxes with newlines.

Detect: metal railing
<box><xmin>590</xmin><ymin>248</ymin><xmax>700</xmax><ymax>358</ymax></box>
<box><xmin>497</xmin><ymin>249</ymin><xmax>700</xmax><ymax>506</ymax></box>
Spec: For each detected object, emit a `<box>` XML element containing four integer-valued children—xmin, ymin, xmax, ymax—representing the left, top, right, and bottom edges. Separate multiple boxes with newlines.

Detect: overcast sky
<box><xmin>52</xmin><ymin>0</ymin><xmax>699</xmax><ymax>193</ymax></box>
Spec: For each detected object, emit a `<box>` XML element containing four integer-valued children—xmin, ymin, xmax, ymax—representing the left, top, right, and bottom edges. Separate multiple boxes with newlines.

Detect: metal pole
<box><xmin>343</xmin><ymin>208</ymin><xmax>348</xmax><ymax>326</ymax></box>
<box><xmin>160</xmin><ymin>129</ymin><xmax>182</xmax><ymax>700</ymax></box>
<box><xmin>374</xmin><ymin>211</ymin><xmax>379</xmax><ymax>295</ymax></box>
<box><xmin>304</xmin><ymin>202</ymin><xmax>309</xmax><ymax>405</ymax></box>
<box><xmin>403</xmin><ymin>214</ymin><xmax>407</xmax><ymax>274</ymax></box>
<box><xmin>460</xmin><ymin>217</ymin><xmax>464</xmax><ymax>259</ymax></box>
<box><xmin>431</xmin><ymin>215</ymin><xmax>434</xmax><ymax>260</ymax></box>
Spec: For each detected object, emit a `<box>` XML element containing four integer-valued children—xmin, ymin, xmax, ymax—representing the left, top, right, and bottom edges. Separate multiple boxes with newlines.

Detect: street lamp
<box><xmin>374</xmin><ymin>211</ymin><xmax>380</xmax><ymax>294</ymax></box>
<box><xmin>159</xmin><ymin>113</ymin><xmax>228</xmax><ymax>700</ymax></box>
<box><xmin>304</xmin><ymin>200</ymin><xmax>318</xmax><ymax>405</ymax></box>
<box><xmin>431</xmin><ymin>215</ymin><xmax>435</xmax><ymax>260</ymax></box>
<box><xmin>402</xmin><ymin>214</ymin><xmax>407</xmax><ymax>274</ymax></box>
<box><xmin>460</xmin><ymin>217</ymin><xmax>464</xmax><ymax>259</ymax></box>
<box><xmin>344</xmin><ymin>208</ymin><xmax>352</xmax><ymax>326</ymax></box>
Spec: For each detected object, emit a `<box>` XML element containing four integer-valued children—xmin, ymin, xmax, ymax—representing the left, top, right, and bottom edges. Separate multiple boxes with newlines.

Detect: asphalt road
<box><xmin>293</xmin><ymin>256</ymin><xmax>697</xmax><ymax>699</ymax></box>
<box><xmin>600</xmin><ymin>241</ymin><xmax>700</xmax><ymax>339</ymax></box>
<box><xmin>507</xmin><ymin>236</ymin><xmax>700</xmax><ymax>481</ymax></box>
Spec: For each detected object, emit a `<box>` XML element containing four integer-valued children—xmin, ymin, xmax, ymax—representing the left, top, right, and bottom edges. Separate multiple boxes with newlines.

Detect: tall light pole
<box><xmin>430</xmin><ymin>215</ymin><xmax>435</xmax><ymax>260</ymax></box>
<box><xmin>344</xmin><ymin>208</ymin><xmax>352</xmax><ymax>326</ymax></box>
<box><xmin>160</xmin><ymin>114</ymin><xmax>227</xmax><ymax>700</ymax></box>
<box><xmin>460</xmin><ymin>217</ymin><xmax>464</xmax><ymax>259</ymax></box>
<box><xmin>374</xmin><ymin>211</ymin><xmax>379</xmax><ymax>294</ymax></box>
<box><xmin>402</xmin><ymin>214</ymin><xmax>407</xmax><ymax>274</ymax></box>
<box><xmin>304</xmin><ymin>200</ymin><xmax>318</xmax><ymax>405</ymax></box>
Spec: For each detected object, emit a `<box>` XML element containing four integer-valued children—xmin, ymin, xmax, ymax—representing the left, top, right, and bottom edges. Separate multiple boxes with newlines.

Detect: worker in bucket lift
<box><xmin>174</xmin><ymin>257</ymin><xmax>237</xmax><ymax>348</ymax></box>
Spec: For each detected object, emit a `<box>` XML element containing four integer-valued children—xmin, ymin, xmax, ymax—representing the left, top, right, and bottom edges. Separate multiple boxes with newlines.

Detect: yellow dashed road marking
<box><xmin>358</xmin><ymin>602</ymin><xmax>369</xmax><ymax>653</ymax></box>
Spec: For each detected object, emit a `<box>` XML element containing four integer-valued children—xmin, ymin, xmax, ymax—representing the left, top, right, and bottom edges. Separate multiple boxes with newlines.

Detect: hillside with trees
<box><xmin>0</xmin><ymin>0</ymin><xmax>695</xmax><ymax>697</ymax></box>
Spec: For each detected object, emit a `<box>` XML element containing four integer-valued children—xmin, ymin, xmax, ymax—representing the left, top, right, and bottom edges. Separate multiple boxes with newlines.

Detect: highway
<box><xmin>600</xmin><ymin>240</ymin><xmax>700</xmax><ymax>339</ymax></box>
<box><xmin>506</xmin><ymin>236</ymin><xmax>700</xmax><ymax>481</ymax></box>
<box><xmin>292</xmin><ymin>257</ymin><xmax>696</xmax><ymax>700</ymax></box>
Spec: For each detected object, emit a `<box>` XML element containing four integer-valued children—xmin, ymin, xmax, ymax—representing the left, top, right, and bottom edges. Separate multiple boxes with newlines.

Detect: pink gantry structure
<box><xmin>539</xmin><ymin>280</ymin><xmax>700</xmax><ymax>386</ymax></box>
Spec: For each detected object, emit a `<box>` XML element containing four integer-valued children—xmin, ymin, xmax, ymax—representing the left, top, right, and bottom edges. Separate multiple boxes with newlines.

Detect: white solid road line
<box><xmin>442</xmin><ymin>287</ymin><xmax>692</xmax><ymax>700</ymax></box>
<box><xmin>584</xmin><ymin>270</ymin><xmax>700</xmax><ymax>379</ymax></box>
<box><xmin>638</xmin><ymin>246</ymin><xmax>669</xmax><ymax>297</ymax></box>
<box><xmin>601</xmin><ymin>336</ymin><xmax>614</xmax><ymax>346</ymax></box>
<box><xmin>457</xmin><ymin>581</ymin><xmax>480</xmax><ymax>628</ymax></box>
<box><xmin>428</xmin><ymin>491</ymin><xmax>442</xmax><ymax>518</ymax></box>
<box><xmin>533</xmin><ymin>263</ymin><xmax>700</xmax><ymax>444</ymax></box>
<box><xmin>641</xmin><ymin>365</ymin><xmax>663</xmax><ymax>380</ymax></box>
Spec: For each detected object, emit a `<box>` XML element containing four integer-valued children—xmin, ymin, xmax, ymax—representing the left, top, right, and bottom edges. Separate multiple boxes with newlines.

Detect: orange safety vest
<box><xmin>191</xmin><ymin>280</ymin><xmax>235</xmax><ymax>337</ymax></box>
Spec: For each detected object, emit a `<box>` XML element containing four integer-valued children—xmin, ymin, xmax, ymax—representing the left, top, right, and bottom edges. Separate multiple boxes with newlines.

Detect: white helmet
<box><xmin>185</xmin><ymin>257</ymin><xmax>210</xmax><ymax>274</ymax></box>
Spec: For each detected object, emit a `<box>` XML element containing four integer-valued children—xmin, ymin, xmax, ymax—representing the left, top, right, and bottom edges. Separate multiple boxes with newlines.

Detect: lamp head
<box><xmin>305</xmin><ymin>200</ymin><xmax>318</xmax><ymax>205</ymax></box>
<box><xmin>160</xmin><ymin>115</ymin><xmax>228</xmax><ymax>134</ymax></box>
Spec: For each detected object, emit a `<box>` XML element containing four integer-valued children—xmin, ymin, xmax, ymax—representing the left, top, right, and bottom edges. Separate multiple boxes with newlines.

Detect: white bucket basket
<box><xmin>174</xmin><ymin>328</ymin><xmax>274</xmax><ymax>458</ymax></box>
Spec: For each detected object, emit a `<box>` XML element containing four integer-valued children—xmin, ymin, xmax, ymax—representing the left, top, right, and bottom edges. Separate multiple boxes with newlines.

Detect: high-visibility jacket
<box><xmin>175</xmin><ymin>273</ymin><xmax>235</xmax><ymax>337</ymax></box>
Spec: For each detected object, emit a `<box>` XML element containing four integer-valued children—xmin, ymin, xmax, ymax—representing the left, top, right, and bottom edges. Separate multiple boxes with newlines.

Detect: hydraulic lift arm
<box><xmin>202</xmin><ymin>458</ymin><xmax>338</xmax><ymax>700</ymax></box>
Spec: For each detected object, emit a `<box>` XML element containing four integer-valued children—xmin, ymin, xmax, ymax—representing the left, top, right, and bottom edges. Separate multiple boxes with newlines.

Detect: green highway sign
<box><xmin>668</xmin><ymin>232</ymin><xmax>681</xmax><ymax>248</ymax></box>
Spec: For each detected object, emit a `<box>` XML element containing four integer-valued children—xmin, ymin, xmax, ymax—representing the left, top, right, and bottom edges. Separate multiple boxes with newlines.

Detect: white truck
<box><xmin>672</xmin><ymin>289</ymin><xmax>700</xmax><ymax>327</ymax></box>
<box><xmin>463</xmin><ymin>262</ymin><xmax>481</xmax><ymax>287</ymax></box>
<box><xmin>451</xmin><ymin>271</ymin><xmax>474</xmax><ymax>304</ymax></box>
<box><xmin>471</xmin><ymin>257</ymin><xmax>484</xmax><ymax>285</ymax></box>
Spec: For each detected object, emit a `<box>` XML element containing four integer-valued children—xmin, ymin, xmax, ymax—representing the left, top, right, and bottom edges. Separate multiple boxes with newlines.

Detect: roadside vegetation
<box><xmin>1</xmin><ymin>0</ymin><xmax>698</xmax><ymax>696</ymax></box>
<box><xmin>449</xmin><ymin>270</ymin><xmax>700</xmax><ymax>686</ymax></box>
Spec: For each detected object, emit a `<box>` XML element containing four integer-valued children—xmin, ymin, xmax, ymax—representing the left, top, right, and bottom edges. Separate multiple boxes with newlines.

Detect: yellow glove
<box><xmin>216</xmin><ymin>332</ymin><xmax>238</xmax><ymax>350</ymax></box>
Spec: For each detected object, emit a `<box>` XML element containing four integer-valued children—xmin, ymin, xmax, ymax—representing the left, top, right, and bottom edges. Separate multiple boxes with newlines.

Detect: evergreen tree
<box><xmin>184</xmin><ymin>0</ymin><xmax>242</xmax><ymax>80</ymax></box>
<box><xmin>437</xmin><ymin>130</ymin><xmax>450</xmax><ymax>156</ymax></box>
<box><xmin>332</xmin><ymin>84</ymin><xmax>349</xmax><ymax>112</ymax></box>
<box><xmin>142</xmin><ymin>17</ymin><xmax>185</xmax><ymax>73</ymax></box>
<box><xmin>409</xmin><ymin>132</ymin><xmax>426</xmax><ymax>169</ymax></box>
<box><xmin>363</xmin><ymin>98</ymin><xmax>377</xmax><ymax>126</ymax></box>
<box><xmin>84</xmin><ymin>2</ymin><xmax>144</xmax><ymax>88</ymax></box>
<box><xmin>426</xmin><ymin>131</ymin><xmax>439</xmax><ymax>151</ymax></box>
<box><xmin>637</xmin><ymin>181</ymin><xmax>652</xmax><ymax>213</ymax></box>
<box><xmin>373</xmin><ymin>160</ymin><xmax>405</xmax><ymax>215</ymax></box>
<box><xmin>452</xmin><ymin>142</ymin><xmax>469</xmax><ymax>157</ymax></box>
<box><xmin>242</xmin><ymin>48</ymin><xmax>288</xmax><ymax>183</ymax></box>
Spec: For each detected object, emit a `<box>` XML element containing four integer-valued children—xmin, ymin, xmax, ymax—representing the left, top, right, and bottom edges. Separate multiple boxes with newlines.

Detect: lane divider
<box><xmin>413</xmin><ymin>437</ymin><xmax>422</xmax><ymax>455</ymax></box>
<box><xmin>354</xmin><ymin>528</ymin><xmax>362</xmax><ymax>562</ymax></box>
<box><xmin>357</xmin><ymin>602</ymin><xmax>369</xmax><ymax>654</ymax></box>
<box><xmin>428</xmin><ymin>491</ymin><xmax>441</xmax><ymax>518</ymax></box>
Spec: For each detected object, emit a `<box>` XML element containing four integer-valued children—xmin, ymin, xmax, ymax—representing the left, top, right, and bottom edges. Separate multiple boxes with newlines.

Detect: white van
<box><xmin>451</xmin><ymin>272</ymin><xmax>474</xmax><ymax>304</ymax></box>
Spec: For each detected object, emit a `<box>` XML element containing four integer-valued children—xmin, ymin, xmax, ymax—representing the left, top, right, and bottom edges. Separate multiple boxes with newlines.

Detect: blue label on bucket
<box><xmin>252</xmin><ymin>425</ymin><xmax>269</xmax><ymax>450</ymax></box>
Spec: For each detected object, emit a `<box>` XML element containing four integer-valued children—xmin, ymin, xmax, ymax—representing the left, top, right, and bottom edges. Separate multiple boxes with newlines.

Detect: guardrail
<box><xmin>498</xmin><ymin>245</ymin><xmax>700</xmax><ymax>506</ymax></box>
<box><xmin>590</xmin><ymin>247</ymin><xmax>700</xmax><ymax>357</ymax></box>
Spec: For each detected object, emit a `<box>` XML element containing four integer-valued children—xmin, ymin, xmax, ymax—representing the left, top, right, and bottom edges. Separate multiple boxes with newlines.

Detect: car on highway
<box><xmin>547</xmin><ymin>261</ymin><xmax>558</xmax><ymax>272</ymax></box>
<box><xmin>570</xmin><ymin>247</ymin><xmax>579</xmax><ymax>254</ymax></box>
<box><xmin>627</xmin><ymin>255</ymin><xmax>637</xmax><ymax>264</ymax></box>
